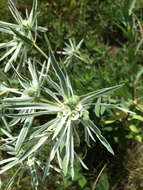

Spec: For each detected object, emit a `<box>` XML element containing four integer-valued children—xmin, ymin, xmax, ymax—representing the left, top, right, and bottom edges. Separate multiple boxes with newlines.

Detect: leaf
<box><xmin>10</xmin><ymin>27</ymin><xmax>34</xmax><ymax>46</ymax></box>
<box><xmin>80</xmin><ymin>84</ymin><xmax>124</xmax><ymax>105</ymax></box>
<box><xmin>129</xmin><ymin>0</ymin><xmax>137</xmax><ymax>15</ymax></box>
<box><xmin>29</xmin><ymin>0</ymin><xmax>38</xmax><ymax>26</ymax></box>
<box><xmin>0</xmin><ymin>160</ymin><xmax>19</xmax><ymax>174</ymax></box>
<box><xmin>0</xmin><ymin>46</ymin><xmax>17</xmax><ymax>61</ymax></box>
<box><xmin>0</xmin><ymin>70</ymin><xmax>11</xmax><ymax>86</ymax></box>
<box><xmin>52</xmin><ymin>117</ymin><xmax>67</xmax><ymax>140</ymax></box>
<box><xmin>8</xmin><ymin>0</ymin><xmax>23</xmax><ymax>25</ymax></box>
<box><xmin>0</xmin><ymin>86</ymin><xmax>22</xmax><ymax>95</ymax></box>
<box><xmin>44</xmin><ymin>34</ymin><xmax>69</xmax><ymax>98</ymax></box>
<box><xmin>135</xmin><ymin>38</ymin><xmax>143</xmax><ymax>55</ymax></box>
<box><xmin>4</xmin><ymin>102</ymin><xmax>61</xmax><ymax>111</ymax></box>
<box><xmin>43</xmin><ymin>121</ymin><xmax>69</xmax><ymax>181</ymax></box>
<box><xmin>82</xmin><ymin>120</ymin><xmax>114</xmax><ymax>155</ymax></box>
<box><xmin>28</xmin><ymin>157</ymin><xmax>39</xmax><ymax>190</ymax></box>
<box><xmin>5</xmin><ymin>43</ymin><xmax>22</xmax><ymax>72</ymax></box>
<box><xmin>95</xmin><ymin>98</ymin><xmax>101</xmax><ymax>117</ymax></box>
<box><xmin>15</xmin><ymin>117</ymin><xmax>33</xmax><ymax>153</ymax></box>
<box><xmin>20</xmin><ymin>136</ymin><xmax>49</xmax><ymax>162</ymax></box>
<box><xmin>30</xmin><ymin>118</ymin><xmax>58</xmax><ymax>139</ymax></box>
<box><xmin>5</xmin><ymin>167</ymin><xmax>21</xmax><ymax>190</ymax></box>
<box><xmin>74</xmin><ymin>152</ymin><xmax>88</xmax><ymax>170</ymax></box>
<box><xmin>0</xmin><ymin>157</ymin><xmax>17</xmax><ymax>166</ymax></box>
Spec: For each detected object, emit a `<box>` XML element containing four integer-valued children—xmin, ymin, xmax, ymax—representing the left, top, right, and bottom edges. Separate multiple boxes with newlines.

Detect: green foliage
<box><xmin>0</xmin><ymin>0</ymin><xmax>143</xmax><ymax>189</ymax></box>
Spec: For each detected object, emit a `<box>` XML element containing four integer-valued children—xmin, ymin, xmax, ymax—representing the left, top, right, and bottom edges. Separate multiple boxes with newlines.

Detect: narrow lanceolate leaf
<box><xmin>4</xmin><ymin>102</ymin><xmax>61</xmax><ymax>111</ymax></box>
<box><xmin>129</xmin><ymin>0</ymin><xmax>136</xmax><ymax>15</ymax></box>
<box><xmin>50</xmin><ymin>124</ymin><xmax>68</xmax><ymax>161</ymax></box>
<box><xmin>0</xmin><ymin>46</ymin><xmax>17</xmax><ymax>61</ymax></box>
<box><xmin>4</xmin><ymin>43</ymin><xmax>22</xmax><ymax>72</ymax></box>
<box><xmin>8</xmin><ymin>0</ymin><xmax>23</xmax><ymax>25</ymax></box>
<box><xmin>5</xmin><ymin>167</ymin><xmax>21</xmax><ymax>190</ymax></box>
<box><xmin>0</xmin><ymin>157</ymin><xmax>17</xmax><ymax>166</ymax></box>
<box><xmin>0</xmin><ymin>41</ymin><xmax>17</xmax><ymax>49</ymax></box>
<box><xmin>46</xmin><ymin>76</ymin><xmax>62</xmax><ymax>95</ymax></box>
<box><xmin>15</xmin><ymin>117</ymin><xmax>33</xmax><ymax>153</ymax></box>
<box><xmin>4</xmin><ymin>97</ymin><xmax>34</xmax><ymax>103</ymax></box>
<box><xmin>11</xmin><ymin>64</ymin><xmax>30</xmax><ymax>89</ymax></box>
<box><xmin>0</xmin><ymin>21</ymin><xmax>18</xmax><ymax>28</ymax></box>
<box><xmin>99</xmin><ymin>103</ymin><xmax>135</xmax><ymax>114</ymax></box>
<box><xmin>0</xmin><ymin>160</ymin><xmax>19</xmax><ymax>174</ymax></box>
<box><xmin>43</xmin><ymin>122</ymin><xmax>68</xmax><ymax>181</ymax></box>
<box><xmin>1</xmin><ymin>116</ymin><xmax>11</xmax><ymax>132</ymax></box>
<box><xmin>44</xmin><ymin>34</ymin><xmax>69</xmax><ymax>98</ymax></box>
<box><xmin>44</xmin><ymin>87</ymin><xmax>62</xmax><ymax>104</ymax></box>
<box><xmin>64</xmin><ymin>121</ymin><xmax>71</xmax><ymax>175</ymax></box>
<box><xmin>52</xmin><ymin>117</ymin><xmax>67</xmax><ymax>140</ymax></box>
<box><xmin>80</xmin><ymin>84</ymin><xmax>124</xmax><ymax>104</ymax></box>
<box><xmin>0</xmin><ymin>86</ymin><xmax>22</xmax><ymax>95</ymax></box>
<box><xmin>82</xmin><ymin>119</ymin><xmax>114</xmax><ymax>155</ymax></box>
<box><xmin>74</xmin><ymin>152</ymin><xmax>88</xmax><ymax>170</ymax></box>
<box><xmin>70</xmin><ymin>127</ymin><xmax>74</xmax><ymax>178</ymax></box>
<box><xmin>6</xmin><ymin>111</ymin><xmax>58</xmax><ymax>119</ymax></box>
<box><xmin>0</xmin><ymin>70</ymin><xmax>11</xmax><ymax>86</ymax></box>
<box><xmin>30</xmin><ymin>118</ymin><xmax>58</xmax><ymax>139</ymax></box>
<box><xmin>29</xmin><ymin>0</ymin><xmax>38</xmax><ymax>25</ymax></box>
<box><xmin>1</xmin><ymin>128</ymin><xmax>13</xmax><ymax>138</ymax></box>
<box><xmin>28</xmin><ymin>157</ymin><xmax>39</xmax><ymax>190</ymax></box>
<box><xmin>10</xmin><ymin>27</ymin><xmax>34</xmax><ymax>46</ymax></box>
<box><xmin>20</xmin><ymin>136</ymin><xmax>49</xmax><ymax>162</ymax></box>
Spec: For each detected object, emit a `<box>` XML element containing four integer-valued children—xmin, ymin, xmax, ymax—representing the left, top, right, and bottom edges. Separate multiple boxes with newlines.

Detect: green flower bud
<box><xmin>24</xmin><ymin>87</ymin><xmax>37</xmax><ymax>97</ymax></box>
<box><xmin>82</xmin><ymin>110</ymin><xmax>89</xmax><ymax>120</ymax></box>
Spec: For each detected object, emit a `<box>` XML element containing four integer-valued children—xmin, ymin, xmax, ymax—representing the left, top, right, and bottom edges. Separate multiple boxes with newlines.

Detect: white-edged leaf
<box><xmin>0</xmin><ymin>157</ymin><xmax>17</xmax><ymax>166</ymax></box>
<box><xmin>0</xmin><ymin>46</ymin><xmax>17</xmax><ymax>61</ymax></box>
<box><xmin>44</xmin><ymin>34</ymin><xmax>69</xmax><ymax>98</ymax></box>
<box><xmin>5</xmin><ymin>167</ymin><xmax>21</xmax><ymax>190</ymax></box>
<box><xmin>5</xmin><ymin>43</ymin><xmax>22</xmax><ymax>72</ymax></box>
<box><xmin>0</xmin><ymin>160</ymin><xmax>19</xmax><ymax>174</ymax></box>
<box><xmin>15</xmin><ymin>117</ymin><xmax>33</xmax><ymax>153</ymax></box>
<box><xmin>0</xmin><ymin>86</ymin><xmax>22</xmax><ymax>94</ymax></box>
<box><xmin>8</xmin><ymin>0</ymin><xmax>23</xmax><ymax>25</ymax></box>
<box><xmin>20</xmin><ymin>136</ymin><xmax>49</xmax><ymax>162</ymax></box>
<box><xmin>82</xmin><ymin>119</ymin><xmax>114</xmax><ymax>155</ymax></box>
<box><xmin>52</xmin><ymin>117</ymin><xmax>67</xmax><ymax>140</ymax></box>
<box><xmin>74</xmin><ymin>152</ymin><xmax>88</xmax><ymax>170</ymax></box>
<box><xmin>80</xmin><ymin>84</ymin><xmax>123</xmax><ymax>104</ymax></box>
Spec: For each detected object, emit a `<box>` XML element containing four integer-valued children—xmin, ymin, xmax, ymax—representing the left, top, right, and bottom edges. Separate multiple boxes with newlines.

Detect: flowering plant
<box><xmin>0</xmin><ymin>0</ymin><xmax>132</xmax><ymax>189</ymax></box>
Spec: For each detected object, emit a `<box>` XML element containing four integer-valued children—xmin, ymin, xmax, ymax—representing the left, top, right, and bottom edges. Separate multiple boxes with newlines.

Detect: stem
<box><xmin>40</xmin><ymin>98</ymin><xmax>61</xmax><ymax>106</ymax></box>
<box><xmin>75</xmin><ymin>54</ymin><xmax>88</xmax><ymax>64</ymax></box>
<box><xmin>33</xmin><ymin>43</ymin><xmax>49</xmax><ymax>60</ymax></box>
<box><xmin>92</xmin><ymin>163</ymin><xmax>107</xmax><ymax>190</ymax></box>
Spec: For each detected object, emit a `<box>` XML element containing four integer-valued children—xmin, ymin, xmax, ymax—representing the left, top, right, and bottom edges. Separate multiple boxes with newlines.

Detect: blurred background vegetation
<box><xmin>1</xmin><ymin>0</ymin><xmax>143</xmax><ymax>189</ymax></box>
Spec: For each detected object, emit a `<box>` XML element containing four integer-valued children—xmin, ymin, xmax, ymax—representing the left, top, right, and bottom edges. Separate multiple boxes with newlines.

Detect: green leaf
<box><xmin>129</xmin><ymin>0</ymin><xmax>137</xmax><ymax>15</ymax></box>
<box><xmin>95</xmin><ymin>98</ymin><xmax>101</xmax><ymax>117</ymax></box>
<box><xmin>15</xmin><ymin>117</ymin><xmax>33</xmax><ymax>153</ymax></box>
<box><xmin>0</xmin><ymin>160</ymin><xmax>19</xmax><ymax>175</ymax></box>
<box><xmin>44</xmin><ymin>34</ymin><xmax>69</xmax><ymax>98</ymax></box>
<box><xmin>82</xmin><ymin>120</ymin><xmax>114</xmax><ymax>155</ymax></box>
<box><xmin>80</xmin><ymin>84</ymin><xmax>124</xmax><ymax>105</ymax></box>
<box><xmin>5</xmin><ymin>167</ymin><xmax>21</xmax><ymax>190</ymax></box>
<box><xmin>52</xmin><ymin>117</ymin><xmax>67</xmax><ymax>140</ymax></box>
<box><xmin>10</xmin><ymin>27</ymin><xmax>34</xmax><ymax>46</ymax></box>
<box><xmin>28</xmin><ymin>157</ymin><xmax>39</xmax><ymax>190</ymax></box>
<box><xmin>20</xmin><ymin>136</ymin><xmax>49</xmax><ymax>162</ymax></box>
<box><xmin>8</xmin><ymin>0</ymin><xmax>23</xmax><ymax>25</ymax></box>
